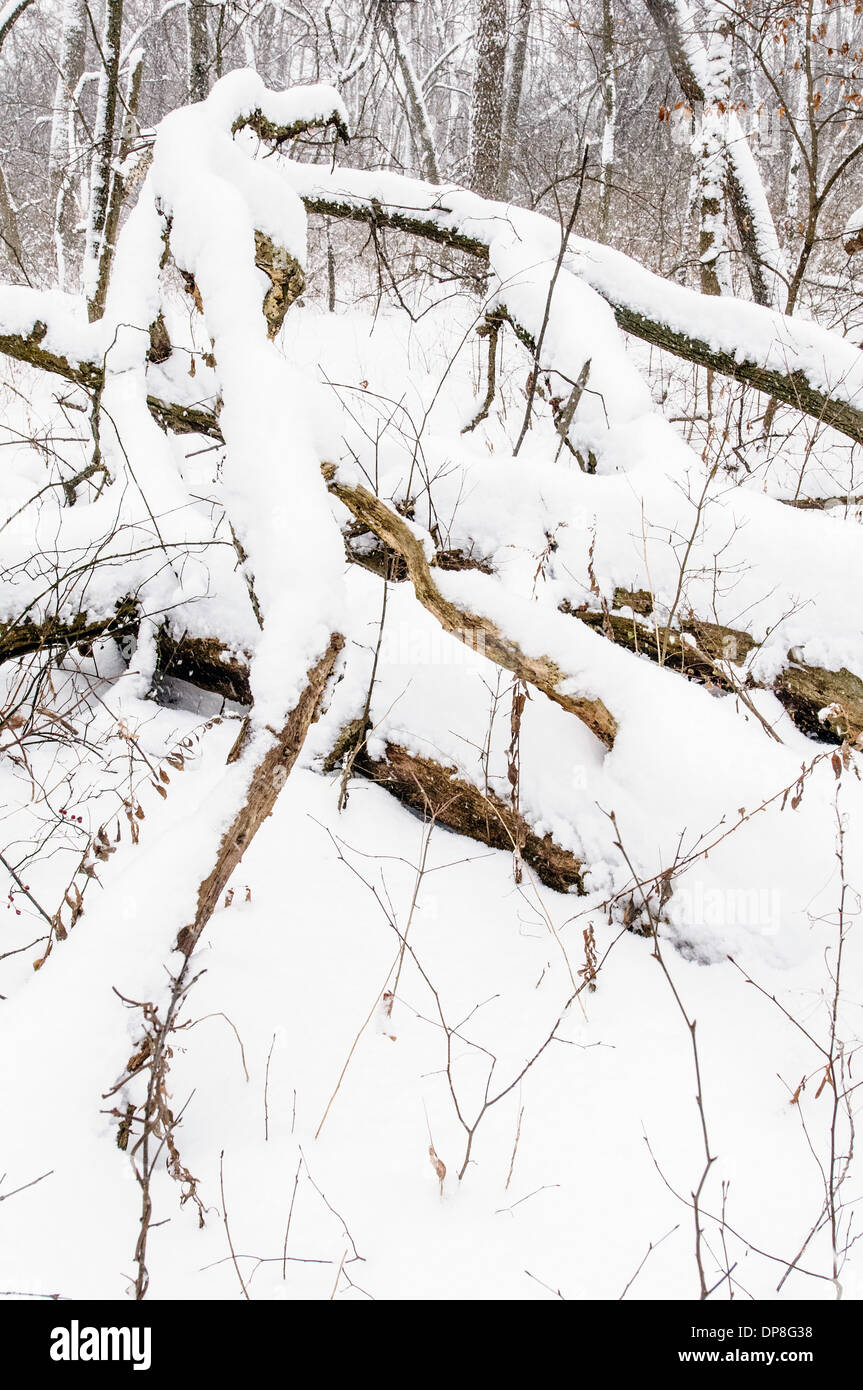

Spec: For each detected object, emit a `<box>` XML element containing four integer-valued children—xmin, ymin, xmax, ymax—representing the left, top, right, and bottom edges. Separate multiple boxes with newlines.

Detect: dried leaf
<box><xmin>429</xmin><ymin>1144</ymin><xmax>446</xmax><ymax>1190</ymax></box>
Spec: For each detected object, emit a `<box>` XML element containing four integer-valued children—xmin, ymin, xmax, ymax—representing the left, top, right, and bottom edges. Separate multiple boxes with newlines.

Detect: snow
<box><xmin>278</xmin><ymin>160</ymin><xmax>858</xmax><ymax>407</ymax></box>
<box><xmin>0</xmin><ymin>283</ymin><xmax>102</xmax><ymax>366</ymax></box>
<box><xmin>844</xmin><ymin>203</ymin><xmax>863</xmax><ymax>238</ymax></box>
<box><xmin>104</xmin><ymin>71</ymin><xmax>351</xmax><ymax>728</ymax></box>
<box><xmin>1</xmin><ymin>70</ymin><xmax>862</xmax><ymax>1305</ymax></box>
<box><xmin>0</xmin><ymin>710</ymin><xmax>857</xmax><ymax>1299</ymax></box>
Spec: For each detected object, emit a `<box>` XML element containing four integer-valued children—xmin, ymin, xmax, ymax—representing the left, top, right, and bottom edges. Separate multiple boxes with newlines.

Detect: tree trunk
<box><xmin>644</xmin><ymin>0</ymin><xmax>784</xmax><ymax>306</ymax></box>
<box><xmin>91</xmin><ymin>50</ymin><xmax>144</xmax><ymax>321</ymax></box>
<box><xmin>0</xmin><ymin>159</ymin><xmax>22</xmax><ymax>275</ymax></box>
<box><xmin>696</xmin><ymin>8</ymin><xmax>732</xmax><ymax>296</ymax></box>
<box><xmin>500</xmin><ymin>0</ymin><xmax>531</xmax><ymax>198</ymax></box>
<box><xmin>187</xmin><ymin>0</ymin><xmax>210</xmax><ymax>104</ymax></box>
<box><xmin>340</xmin><ymin>740</ymin><xmax>585</xmax><ymax>894</ymax></box>
<box><xmin>470</xmin><ymin>0</ymin><xmax>507</xmax><ymax>198</ymax></box>
<box><xmin>48</xmin><ymin>0</ymin><xmax>88</xmax><ymax>288</ymax></box>
<box><xmin>84</xmin><ymin>0</ymin><xmax>123</xmax><ymax>316</ymax></box>
<box><xmin>380</xmin><ymin>1</ymin><xmax>440</xmax><ymax>183</ymax></box>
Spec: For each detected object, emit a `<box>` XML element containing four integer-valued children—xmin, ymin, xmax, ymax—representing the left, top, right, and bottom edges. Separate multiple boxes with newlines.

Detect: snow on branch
<box><xmin>274</xmin><ymin>160</ymin><xmax>863</xmax><ymax>448</ymax></box>
<box><xmin>100</xmin><ymin>69</ymin><xmax>350</xmax><ymax>729</ymax></box>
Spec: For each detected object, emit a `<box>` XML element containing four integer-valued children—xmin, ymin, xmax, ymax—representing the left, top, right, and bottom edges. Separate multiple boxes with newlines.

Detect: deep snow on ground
<box><xmin>0</xmin><ymin>726</ymin><xmax>859</xmax><ymax>1301</ymax></box>
<box><xmin>1</xmin><ymin>201</ymin><xmax>862</xmax><ymax>1299</ymax></box>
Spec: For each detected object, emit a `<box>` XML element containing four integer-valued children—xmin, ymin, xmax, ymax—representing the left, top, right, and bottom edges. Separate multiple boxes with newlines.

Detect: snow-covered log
<box><xmin>4</xmin><ymin>164</ymin><xmax>863</xmax><ymax>448</ymax></box>
<box><xmin>174</xmin><ymin>633</ymin><xmax>344</xmax><ymax>957</ymax></box>
<box><xmin>274</xmin><ymin>163</ymin><xmax>863</xmax><ymax>448</ymax></box>
<box><xmin>322</xmin><ymin>465</ymin><xmax>619</xmax><ymax>748</ymax></box>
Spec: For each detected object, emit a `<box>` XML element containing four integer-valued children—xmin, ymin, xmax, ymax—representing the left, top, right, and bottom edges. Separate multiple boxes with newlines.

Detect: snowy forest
<box><xmin>0</xmin><ymin>0</ymin><xmax>862</xmax><ymax>1306</ymax></box>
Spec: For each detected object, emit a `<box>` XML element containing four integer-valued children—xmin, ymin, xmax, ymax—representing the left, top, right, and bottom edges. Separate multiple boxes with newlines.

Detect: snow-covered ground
<box><xmin>1</xmin><ymin>73</ymin><xmax>861</xmax><ymax>1301</ymax></box>
<box><xmin>0</xmin><ymin>687</ymin><xmax>859</xmax><ymax>1300</ymax></box>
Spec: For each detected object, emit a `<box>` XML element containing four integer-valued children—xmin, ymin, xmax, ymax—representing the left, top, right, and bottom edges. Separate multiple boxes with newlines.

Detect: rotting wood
<box><xmin>254</xmin><ymin>231</ymin><xmax>305</xmax><ymax>338</ymax></box>
<box><xmin>343</xmin><ymin>739</ymin><xmax>585</xmax><ymax>895</ymax></box>
<box><xmin>562</xmin><ymin>592</ymin><xmax>863</xmax><ymax>745</ymax></box>
<box><xmin>174</xmin><ymin>632</ymin><xmax>344</xmax><ymax>957</ymax></box>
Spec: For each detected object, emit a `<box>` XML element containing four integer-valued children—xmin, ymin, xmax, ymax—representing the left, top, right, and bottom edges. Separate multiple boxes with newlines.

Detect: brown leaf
<box><xmin>429</xmin><ymin>1144</ymin><xmax>446</xmax><ymax>1190</ymax></box>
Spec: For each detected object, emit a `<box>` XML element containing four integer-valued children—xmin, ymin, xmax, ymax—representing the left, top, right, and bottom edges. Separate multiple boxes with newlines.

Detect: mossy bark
<box><xmin>347</xmin><ymin>740</ymin><xmax>585</xmax><ymax>895</ymax></box>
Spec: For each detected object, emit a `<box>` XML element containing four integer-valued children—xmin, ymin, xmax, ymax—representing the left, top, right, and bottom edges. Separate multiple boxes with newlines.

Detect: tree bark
<box><xmin>470</xmin><ymin>0</ymin><xmax>507</xmax><ymax>198</ymax></box>
<box><xmin>186</xmin><ymin>0</ymin><xmax>210</xmax><ymax>104</ymax></box>
<box><xmin>85</xmin><ymin>0</ymin><xmax>124</xmax><ymax>316</ymax></box>
<box><xmin>500</xmin><ymin>0</ymin><xmax>531</xmax><ymax>197</ymax></box>
<box><xmin>562</xmin><ymin>591</ymin><xmax>863</xmax><ymax>745</ymax></box>
<box><xmin>341</xmin><ymin>740</ymin><xmax>585</xmax><ymax>894</ymax></box>
<box><xmin>174</xmin><ymin>633</ymin><xmax>344</xmax><ymax>956</ymax></box>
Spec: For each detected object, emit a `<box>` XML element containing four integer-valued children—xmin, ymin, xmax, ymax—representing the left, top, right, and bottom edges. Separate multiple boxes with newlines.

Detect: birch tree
<box><xmin>84</xmin><ymin>0</ymin><xmax>124</xmax><ymax>315</ymax></box>
<box><xmin>48</xmin><ymin>0</ymin><xmax>88</xmax><ymax>286</ymax></box>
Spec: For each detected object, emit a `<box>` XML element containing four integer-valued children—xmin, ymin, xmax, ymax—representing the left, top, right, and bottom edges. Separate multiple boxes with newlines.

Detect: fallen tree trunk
<box><xmin>0</xmin><ymin>604</ymin><xmax>254</xmax><ymax>705</ymax></box>
<box><xmin>343</xmin><ymin>739</ymin><xmax>585</xmax><ymax>895</ymax></box>
<box><xmin>156</xmin><ymin>630</ymin><xmax>252</xmax><ymax>705</ymax></box>
<box><xmin>564</xmin><ymin>592</ymin><xmax>863</xmax><ymax>745</ymax></box>
<box><xmin>5</xmin><ymin>150</ymin><xmax>863</xmax><ymax>448</ymax></box>
<box><xmin>322</xmin><ymin>464</ymin><xmax>619</xmax><ymax>748</ymax></box>
<box><xmin>297</xmin><ymin>186</ymin><xmax>863</xmax><ymax>446</ymax></box>
<box><xmin>174</xmin><ymin>632</ymin><xmax>344</xmax><ymax>956</ymax></box>
<box><xmin>0</xmin><ymin>599</ymin><xmax>140</xmax><ymax>664</ymax></box>
<box><xmin>4</xmin><ymin>551</ymin><xmax>861</xmax><ymax>746</ymax></box>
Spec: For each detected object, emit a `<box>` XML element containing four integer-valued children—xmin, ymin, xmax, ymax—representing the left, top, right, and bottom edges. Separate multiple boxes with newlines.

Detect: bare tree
<box><xmin>598</xmin><ymin>0</ymin><xmax>616</xmax><ymax>239</ymax></box>
<box><xmin>48</xmin><ymin>0</ymin><xmax>88</xmax><ymax>286</ymax></box>
<box><xmin>187</xmin><ymin>0</ymin><xmax>210</xmax><ymax>103</ymax></box>
<box><xmin>500</xmin><ymin>0</ymin><xmax>531</xmax><ymax>197</ymax></box>
<box><xmin>470</xmin><ymin>0</ymin><xmax>507</xmax><ymax>197</ymax></box>
<box><xmin>84</xmin><ymin>0</ymin><xmax>124</xmax><ymax>316</ymax></box>
<box><xmin>381</xmin><ymin>0</ymin><xmax>441</xmax><ymax>181</ymax></box>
